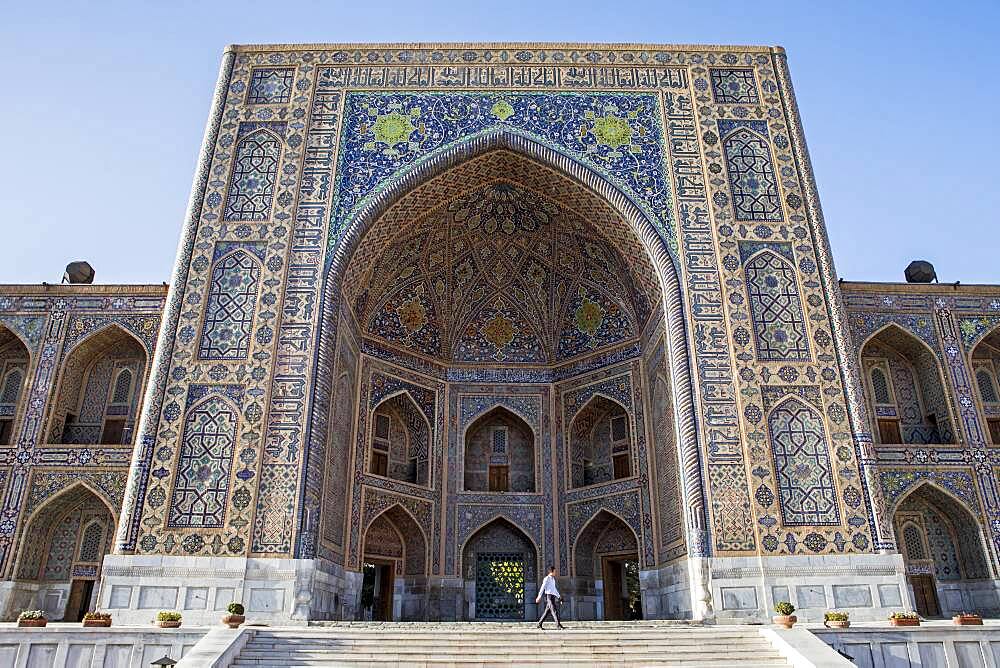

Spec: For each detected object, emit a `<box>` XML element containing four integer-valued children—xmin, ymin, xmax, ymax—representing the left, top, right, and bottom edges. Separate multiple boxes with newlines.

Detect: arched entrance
<box><xmin>860</xmin><ymin>324</ymin><xmax>955</xmax><ymax>445</ymax></box>
<box><xmin>0</xmin><ymin>325</ymin><xmax>30</xmax><ymax>445</ymax></box>
<box><xmin>13</xmin><ymin>483</ymin><xmax>116</xmax><ymax>621</ymax></box>
<box><xmin>360</xmin><ymin>505</ymin><xmax>428</xmax><ymax>621</ymax></box>
<box><xmin>47</xmin><ymin>325</ymin><xmax>148</xmax><ymax>445</ymax></box>
<box><xmin>892</xmin><ymin>483</ymin><xmax>992</xmax><ymax>617</ymax></box>
<box><xmin>568</xmin><ymin>396</ymin><xmax>633</xmax><ymax>489</ymax></box>
<box><xmin>572</xmin><ymin>510</ymin><xmax>641</xmax><ymax>621</ymax></box>
<box><xmin>462</xmin><ymin>518</ymin><xmax>538</xmax><ymax>621</ymax></box>
<box><xmin>309</xmin><ymin>135</ymin><xmax>704</xmax><ymax>620</ymax></box>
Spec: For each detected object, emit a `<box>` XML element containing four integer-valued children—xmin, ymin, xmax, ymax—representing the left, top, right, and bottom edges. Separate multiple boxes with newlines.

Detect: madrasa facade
<box><xmin>1</xmin><ymin>42</ymin><xmax>999</xmax><ymax>626</ymax></box>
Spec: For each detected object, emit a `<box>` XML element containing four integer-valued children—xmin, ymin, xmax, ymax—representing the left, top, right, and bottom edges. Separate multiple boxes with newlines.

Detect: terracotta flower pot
<box><xmin>825</xmin><ymin>620</ymin><xmax>850</xmax><ymax>629</ymax></box>
<box><xmin>222</xmin><ymin>614</ymin><xmax>245</xmax><ymax>629</ymax></box>
<box><xmin>772</xmin><ymin>614</ymin><xmax>797</xmax><ymax>629</ymax></box>
<box><xmin>890</xmin><ymin>617</ymin><xmax>920</xmax><ymax>627</ymax></box>
<box><xmin>157</xmin><ymin>620</ymin><xmax>182</xmax><ymax>628</ymax></box>
<box><xmin>953</xmin><ymin>615</ymin><xmax>983</xmax><ymax>626</ymax></box>
<box><xmin>17</xmin><ymin>619</ymin><xmax>47</xmax><ymax>628</ymax></box>
<box><xmin>83</xmin><ymin>619</ymin><xmax>111</xmax><ymax>628</ymax></box>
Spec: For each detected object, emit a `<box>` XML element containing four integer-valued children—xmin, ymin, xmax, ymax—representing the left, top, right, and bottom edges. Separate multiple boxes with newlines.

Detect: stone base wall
<box><xmin>815</xmin><ymin>625</ymin><xmax>1000</xmax><ymax>666</ymax></box>
<box><xmin>709</xmin><ymin>553</ymin><xmax>911</xmax><ymax>623</ymax></box>
<box><xmin>934</xmin><ymin>580</ymin><xmax>1000</xmax><ymax>617</ymax></box>
<box><xmin>0</xmin><ymin>627</ymin><xmax>205</xmax><ymax>667</ymax></box>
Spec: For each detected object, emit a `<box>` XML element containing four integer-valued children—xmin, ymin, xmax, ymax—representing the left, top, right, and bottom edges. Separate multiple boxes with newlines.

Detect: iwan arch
<box><xmin>2</xmin><ymin>43</ymin><xmax>1000</xmax><ymax>625</ymax></box>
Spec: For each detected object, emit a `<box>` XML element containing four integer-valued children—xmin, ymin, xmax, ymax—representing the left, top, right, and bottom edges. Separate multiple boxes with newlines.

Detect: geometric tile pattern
<box><xmin>743</xmin><ymin>246</ymin><xmax>811</xmax><ymax>361</ymax></box>
<box><xmin>198</xmin><ymin>249</ymin><xmax>261</xmax><ymax>360</ymax></box>
<box><xmin>710</xmin><ymin>69</ymin><xmax>759</xmax><ymax>105</ymax></box>
<box><xmin>246</xmin><ymin>67</ymin><xmax>295</xmax><ymax>105</ymax></box>
<box><xmin>768</xmin><ymin>398</ymin><xmax>840</xmax><ymax>526</ymax></box>
<box><xmin>167</xmin><ymin>391</ymin><xmax>241</xmax><ymax>528</ymax></box>
<box><xmin>223</xmin><ymin>124</ymin><xmax>284</xmax><ymax>221</ymax></box>
<box><xmin>720</xmin><ymin>120</ymin><xmax>782</xmax><ymax>221</ymax></box>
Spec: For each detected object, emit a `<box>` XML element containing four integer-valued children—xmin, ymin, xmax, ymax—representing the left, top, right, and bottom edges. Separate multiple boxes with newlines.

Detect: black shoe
<box><xmin>557</xmin><ymin>624</ymin><xmax>566</xmax><ymax>629</ymax></box>
<box><xmin>537</xmin><ymin>622</ymin><xmax>543</xmax><ymax>629</ymax></box>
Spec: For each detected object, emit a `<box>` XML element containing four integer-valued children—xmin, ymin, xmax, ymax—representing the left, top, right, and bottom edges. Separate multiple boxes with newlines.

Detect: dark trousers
<box><xmin>538</xmin><ymin>594</ymin><xmax>561</xmax><ymax>625</ymax></box>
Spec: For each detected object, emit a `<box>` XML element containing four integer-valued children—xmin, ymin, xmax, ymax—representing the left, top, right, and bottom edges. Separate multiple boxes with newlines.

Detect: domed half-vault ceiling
<box><xmin>343</xmin><ymin>150</ymin><xmax>662</xmax><ymax>365</ymax></box>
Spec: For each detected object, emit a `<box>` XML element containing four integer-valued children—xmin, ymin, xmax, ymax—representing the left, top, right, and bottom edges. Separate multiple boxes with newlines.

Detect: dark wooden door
<box><xmin>877</xmin><ymin>419</ymin><xmax>902</xmax><ymax>444</ymax></box>
<box><xmin>909</xmin><ymin>574</ymin><xmax>940</xmax><ymax>618</ymax></box>
<box><xmin>488</xmin><ymin>465</ymin><xmax>509</xmax><ymax>492</ymax></box>
<box><xmin>65</xmin><ymin>580</ymin><xmax>94</xmax><ymax>622</ymax></box>
<box><xmin>602</xmin><ymin>557</ymin><xmax>624</xmax><ymax>620</ymax></box>
<box><xmin>377</xmin><ymin>563</ymin><xmax>394</xmax><ymax>621</ymax></box>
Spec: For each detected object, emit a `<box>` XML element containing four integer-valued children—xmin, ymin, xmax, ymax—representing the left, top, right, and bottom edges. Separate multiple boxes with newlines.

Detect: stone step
<box><xmin>252</xmin><ymin>631</ymin><xmax>765</xmax><ymax>641</ymax></box>
<box><xmin>230</xmin><ymin>655</ymin><xmax>790</xmax><ymax>668</ymax></box>
<box><xmin>244</xmin><ymin>642</ymin><xmax>776</xmax><ymax>651</ymax></box>
<box><xmin>248</xmin><ymin>633</ymin><xmax>768</xmax><ymax>643</ymax></box>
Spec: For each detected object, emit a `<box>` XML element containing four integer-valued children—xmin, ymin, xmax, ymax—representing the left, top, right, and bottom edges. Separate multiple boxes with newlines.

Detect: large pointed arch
<box><xmin>0</xmin><ymin>323</ymin><xmax>32</xmax><ymax>446</ymax></box>
<box><xmin>860</xmin><ymin>322</ymin><xmax>956</xmax><ymax>445</ymax></box>
<box><xmin>969</xmin><ymin>323</ymin><xmax>1000</xmax><ymax>445</ymax></box>
<box><xmin>301</xmin><ymin>129</ymin><xmax>705</xmax><ymax>559</ymax></box>
<box><xmin>46</xmin><ymin>323</ymin><xmax>149</xmax><ymax>445</ymax></box>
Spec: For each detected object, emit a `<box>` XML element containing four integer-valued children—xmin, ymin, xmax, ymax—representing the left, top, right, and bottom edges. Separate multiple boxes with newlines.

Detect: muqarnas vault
<box><xmin>1</xmin><ymin>43</ymin><xmax>999</xmax><ymax>625</ymax></box>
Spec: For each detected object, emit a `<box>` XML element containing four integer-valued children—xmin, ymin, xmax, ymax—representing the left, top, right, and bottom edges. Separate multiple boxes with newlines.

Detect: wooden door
<box><xmin>908</xmin><ymin>574</ymin><xmax>940</xmax><ymax>618</ymax></box>
<box><xmin>100</xmin><ymin>418</ymin><xmax>125</xmax><ymax>445</ymax></box>
<box><xmin>877</xmin><ymin>419</ymin><xmax>902</xmax><ymax>444</ymax></box>
<box><xmin>65</xmin><ymin>580</ymin><xmax>94</xmax><ymax>622</ymax></box>
<box><xmin>377</xmin><ymin>563</ymin><xmax>395</xmax><ymax>621</ymax></box>
<box><xmin>488</xmin><ymin>465</ymin><xmax>509</xmax><ymax>492</ymax></box>
<box><xmin>602</xmin><ymin>557</ymin><xmax>624</xmax><ymax>620</ymax></box>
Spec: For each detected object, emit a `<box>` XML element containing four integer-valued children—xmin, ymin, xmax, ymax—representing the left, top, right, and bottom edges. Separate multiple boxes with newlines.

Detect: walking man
<box><xmin>535</xmin><ymin>565</ymin><xmax>565</xmax><ymax>629</ymax></box>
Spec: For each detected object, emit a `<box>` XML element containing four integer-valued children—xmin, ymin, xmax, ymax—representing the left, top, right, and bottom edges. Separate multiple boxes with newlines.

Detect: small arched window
<box><xmin>111</xmin><ymin>368</ymin><xmax>133</xmax><ymax>406</ymax></box>
<box><xmin>976</xmin><ymin>369</ymin><xmax>999</xmax><ymax>404</ymax></box>
<box><xmin>902</xmin><ymin>523</ymin><xmax>927</xmax><ymax>560</ymax></box>
<box><xmin>0</xmin><ymin>368</ymin><xmax>23</xmax><ymax>405</ymax></box>
<box><xmin>78</xmin><ymin>521</ymin><xmax>105</xmax><ymax>562</ymax></box>
<box><xmin>871</xmin><ymin>367</ymin><xmax>892</xmax><ymax>405</ymax></box>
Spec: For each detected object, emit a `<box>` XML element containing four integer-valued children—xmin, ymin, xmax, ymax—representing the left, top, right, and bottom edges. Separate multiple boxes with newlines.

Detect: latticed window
<box><xmin>168</xmin><ymin>396</ymin><xmax>238</xmax><ymax>528</ymax></box>
<box><xmin>871</xmin><ymin>367</ymin><xmax>892</xmax><ymax>405</ymax></box>
<box><xmin>199</xmin><ymin>251</ymin><xmax>261</xmax><ymax>360</ymax></box>
<box><xmin>903</xmin><ymin>523</ymin><xmax>927</xmax><ymax>560</ymax></box>
<box><xmin>223</xmin><ymin>130</ymin><xmax>281</xmax><ymax>221</ymax></box>
<box><xmin>492</xmin><ymin>427</ymin><xmax>507</xmax><ymax>454</ymax></box>
<box><xmin>744</xmin><ymin>252</ymin><xmax>810</xmax><ymax>361</ymax></box>
<box><xmin>0</xmin><ymin>368</ymin><xmax>22</xmax><ymax>405</ymax></box>
<box><xmin>723</xmin><ymin>127</ymin><xmax>782</xmax><ymax>221</ymax></box>
<box><xmin>768</xmin><ymin>399</ymin><xmax>840</xmax><ymax>525</ymax></box>
<box><xmin>110</xmin><ymin>368</ymin><xmax>132</xmax><ymax>406</ymax></box>
<box><xmin>977</xmin><ymin>369</ymin><xmax>999</xmax><ymax>404</ymax></box>
<box><xmin>78</xmin><ymin>521</ymin><xmax>105</xmax><ymax>562</ymax></box>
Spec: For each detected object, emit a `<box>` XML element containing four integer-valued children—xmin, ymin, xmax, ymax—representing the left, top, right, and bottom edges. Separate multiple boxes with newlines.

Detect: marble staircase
<box><xmin>229</xmin><ymin>621</ymin><xmax>793</xmax><ymax>667</ymax></box>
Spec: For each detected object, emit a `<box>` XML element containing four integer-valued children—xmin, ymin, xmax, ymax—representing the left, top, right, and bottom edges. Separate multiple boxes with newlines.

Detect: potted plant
<box><xmin>17</xmin><ymin>610</ymin><xmax>47</xmax><ymax>628</ymax></box>
<box><xmin>953</xmin><ymin>611</ymin><xmax>983</xmax><ymax>626</ymax></box>
<box><xmin>824</xmin><ymin>610</ymin><xmax>850</xmax><ymax>629</ymax></box>
<box><xmin>888</xmin><ymin>611</ymin><xmax>921</xmax><ymax>627</ymax></box>
<box><xmin>222</xmin><ymin>602</ymin><xmax>245</xmax><ymax>628</ymax></box>
<box><xmin>155</xmin><ymin>610</ymin><xmax>182</xmax><ymax>628</ymax></box>
<box><xmin>772</xmin><ymin>601</ymin><xmax>797</xmax><ymax>628</ymax></box>
<box><xmin>82</xmin><ymin>611</ymin><xmax>112</xmax><ymax>628</ymax></box>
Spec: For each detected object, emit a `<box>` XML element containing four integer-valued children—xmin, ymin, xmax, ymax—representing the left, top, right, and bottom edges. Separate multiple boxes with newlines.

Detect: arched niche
<box><xmin>572</xmin><ymin>509</ymin><xmax>642</xmax><ymax>620</ymax></box>
<box><xmin>568</xmin><ymin>395</ymin><xmax>633</xmax><ymax>489</ymax></box>
<box><xmin>14</xmin><ymin>483</ymin><xmax>116</xmax><ymax>621</ymax></box>
<box><xmin>360</xmin><ymin>504</ymin><xmax>428</xmax><ymax>621</ymax></box>
<box><xmin>0</xmin><ymin>325</ymin><xmax>30</xmax><ymax>445</ymax></box>
<box><xmin>464</xmin><ymin>407</ymin><xmax>535</xmax><ymax>493</ymax></box>
<box><xmin>368</xmin><ymin>392</ymin><xmax>430</xmax><ymax>486</ymax></box>
<box><xmin>971</xmin><ymin>326</ymin><xmax>1000</xmax><ymax>444</ymax></box>
<box><xmin>461</xmin><ymin>518</ymin><xmax>538</xmax><ymax>620</ymax></box>
<box><xmin>861</xmin><ymin>324</ymin><xmax>955</xmax><ymax>445</ymax></box>
<box><xmin>48</xmin><ymin>326</ymin><xmax>147</xmax><ymax>445</ymax></box>
<box><xmin>892</xmin><ymin>483</ymin><xmax>992</xmax><ymax>617</ymax></box>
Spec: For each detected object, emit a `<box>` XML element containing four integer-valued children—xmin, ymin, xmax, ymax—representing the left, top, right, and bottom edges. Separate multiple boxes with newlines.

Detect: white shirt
<box><xmin>537</xmin><ymin>574</ymin><xmax>560</xmax><ymax>600</ymax></box>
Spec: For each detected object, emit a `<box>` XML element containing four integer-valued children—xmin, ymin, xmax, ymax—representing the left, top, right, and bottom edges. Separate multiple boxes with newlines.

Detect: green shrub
<box><xmin>773</xmin><ymin>601</ymin><xmax>795</xmax><ymax>616</ymax></box>
<box><xmin>17</xmin><ymin>610</ymin><xmax>46</xmax><ymax>621</ymax></box>
<box><xmin>156</xmin><ymin>610</ymin><xmax>182</xmax><ymax>622</ymax></box>
<box><xmin>824</xmin><ymin>611</ymin><xmax>849</xmax><ymax>622</ymax></box>
<box><xmin>888</xmin><ymin>611</ymin><xmax>920</xmax><ymax>620</ymax></box>
<box><xmin>227</xmin><ymin>602</ymin><xmax>245</xmax><ymax>616</ymax></box>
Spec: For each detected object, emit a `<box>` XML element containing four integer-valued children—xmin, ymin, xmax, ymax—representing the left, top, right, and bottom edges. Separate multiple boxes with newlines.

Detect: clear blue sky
<box><xmin>2</xmin><ymin>0</ymin><xmax>997</xmax><ymax>285</ymax></box>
